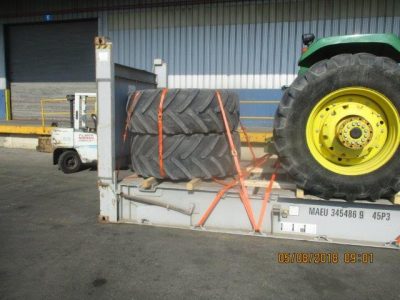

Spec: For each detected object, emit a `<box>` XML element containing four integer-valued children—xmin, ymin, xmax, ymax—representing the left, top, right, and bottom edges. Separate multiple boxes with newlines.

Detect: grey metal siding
<box><xmin>101</xmin><ymin>0</ymin><xmax>400</xmax><ymax>88</ymax></box>
<box><xmin>10</xmin><ymin>82</ymin><xmax>96</xmax><ymax>120</ymax></box>
<box><xmin>1</xmin><ymin>0</ymin><xmax>400</xmax><ymax>90</ymax></box>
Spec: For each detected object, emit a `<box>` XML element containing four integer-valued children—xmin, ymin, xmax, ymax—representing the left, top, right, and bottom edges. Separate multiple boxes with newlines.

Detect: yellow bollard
<box><xmin>5</xmin><ymin>89</ymin><xmax>11</xmax><ymax>120</ymax></box>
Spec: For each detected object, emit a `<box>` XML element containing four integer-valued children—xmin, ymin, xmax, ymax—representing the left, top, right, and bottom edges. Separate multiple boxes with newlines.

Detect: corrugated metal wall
<box><xmin>1</xmin><ymin>0</ymin><xmax>400</xmax><ymax>90</ymax></box>
<box><xmin>102</xmin><ymin>0</ymin><xmax>400</xmax><ymax>89</ymax></box>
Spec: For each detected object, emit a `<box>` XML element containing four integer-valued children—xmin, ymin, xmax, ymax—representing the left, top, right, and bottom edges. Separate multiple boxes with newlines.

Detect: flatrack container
<box><xmin>95</xmin><ymin>37</ymin><xmax>400</xmax><ymax>249</ymax></box>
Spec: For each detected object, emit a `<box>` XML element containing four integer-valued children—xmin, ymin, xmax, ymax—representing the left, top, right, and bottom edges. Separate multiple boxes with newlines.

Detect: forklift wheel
<box><xmin>58</xmin><ymin>150</ymin><xmax>82</xmax><ymax>174</ymax></box>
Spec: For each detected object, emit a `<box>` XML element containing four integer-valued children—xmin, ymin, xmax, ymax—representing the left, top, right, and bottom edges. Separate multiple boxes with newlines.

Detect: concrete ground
<box><xmin>0</xmin><ymin>148</ymin><xmax>399</xmax><ymax>300</ymax></box>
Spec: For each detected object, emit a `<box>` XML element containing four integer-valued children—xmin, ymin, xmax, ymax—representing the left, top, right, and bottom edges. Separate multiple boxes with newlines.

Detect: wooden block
<box><xmin>244</xmin><ymin>179</ymin><xmax>296</xmax><ymax>190</ymax></box>
<box><xmin>246</xmin><ymin>166</ymin><xmax>263</xmax><ymax>174</ymax></box>
<box><xmin>36</xmin><ymin>136</ymin><xmax>53</xmax><ymax>153</ymax></box>
<box><xmin>391</xmin><ymin>192</ymin><xmax>400</xmax><ymax>205</ymax></box>
<box><xmin>121</xmin><ymin>173</ymin><xmax>139</xmax><ymax>183</ymax></box>
<box><xmin>296</xmin><ymin>188</ymin><xmax>305</xmax><ymax>199</ymax></box>
<box><xmin>186</xmin><ymin>178</ymin><xmax>202</xmax><ymax>191</ymax></box>
<box><xmin>141</xmin><ymin>177</ymin><xmax>157</xmax><ymax>189</ymax></box>
<box><xmin>245</xmin><ymin>165</ymin><xmax>286</xmax><ymax>175</ymax></box>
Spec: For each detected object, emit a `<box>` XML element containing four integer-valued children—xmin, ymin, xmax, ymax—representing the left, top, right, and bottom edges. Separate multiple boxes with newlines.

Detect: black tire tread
<box><xmin>128</xmin><ymin>89</ymin><xmax>239</xmax><ymax>134</ymax></box>
<box><xmin>58</xmin><ymin>150</ymin><xmax>81</xmax><ymax>174</ymax></box>
<box><xmin>130</xmin><ymin>132</ymin><xmax>240</xmax><ymax>180</ymax></box>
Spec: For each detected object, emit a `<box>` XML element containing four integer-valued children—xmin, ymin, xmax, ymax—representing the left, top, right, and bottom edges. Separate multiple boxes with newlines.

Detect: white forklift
<box><xmin>51</xmin><ymin>93</ymin><xmax>97</xmax><ymax>173</ymax></box>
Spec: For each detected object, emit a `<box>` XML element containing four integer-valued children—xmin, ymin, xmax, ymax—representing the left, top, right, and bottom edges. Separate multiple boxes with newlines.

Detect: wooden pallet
<box><xmin>36</xmin><ymin>136</ymin><xmax>53</xmax><ymax>153</ymax></box>
<box><xmin>392</xmin><ymin>192</ymin><xmax>400</xmax><ymax>205</ymax></box>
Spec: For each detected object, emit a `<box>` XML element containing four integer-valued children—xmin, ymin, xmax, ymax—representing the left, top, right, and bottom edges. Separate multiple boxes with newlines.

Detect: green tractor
<box><xmin>274</xmin><ymin>33</ymin><xmax>400</xmax><ymax>201</ymax></box>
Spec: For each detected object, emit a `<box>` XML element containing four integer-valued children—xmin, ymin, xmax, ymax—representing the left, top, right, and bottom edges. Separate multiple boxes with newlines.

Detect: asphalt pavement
<box><xmin>0</xmin><ymin>148</ymin><xmax>399</xmax><ymax>299</ymax></box>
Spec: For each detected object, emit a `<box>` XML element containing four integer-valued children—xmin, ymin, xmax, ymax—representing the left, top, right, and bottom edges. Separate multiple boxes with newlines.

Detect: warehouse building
<box><xmin>0</xmin><ymin>0</ymin><xmax>399</xmax><ymax>128</ymax></box>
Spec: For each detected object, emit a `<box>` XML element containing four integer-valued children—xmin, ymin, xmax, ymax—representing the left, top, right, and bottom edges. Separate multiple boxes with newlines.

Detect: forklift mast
<box><xmin>71</xmin><ymin>93</ymin><xmax>97</xmax><ymax>131</ymax></box>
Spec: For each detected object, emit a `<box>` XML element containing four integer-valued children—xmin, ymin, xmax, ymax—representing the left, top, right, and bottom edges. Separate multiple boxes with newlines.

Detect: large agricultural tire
<box><xmin>128</xmin><ymin>89</ymin><xmax>239</xmax><ymax>134</ymax></box>
<box><xmin>274</xmin><ymin>53</ymin><xmax>400</xmax><ymax>201</ymax></box>
<box><xmin>130</xmin><ymin>132</ymin><xmax>240</xmax><ymax>180</ymax></box>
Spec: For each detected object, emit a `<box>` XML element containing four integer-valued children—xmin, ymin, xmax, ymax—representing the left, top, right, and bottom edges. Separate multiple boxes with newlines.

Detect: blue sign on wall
<box><xmin>235</xmin><ymin>89</ymin><xmax>283</xmax><ymax>130</ymax></box>
<box><xmin>43</xmin><ymin>14</ymin><xmax>53</xmax><ymax>22</ymax></box>
<box><xmin>0</xmin><ymin>90</ymin><xmax>5</xmax><ymax>120</ymax></box>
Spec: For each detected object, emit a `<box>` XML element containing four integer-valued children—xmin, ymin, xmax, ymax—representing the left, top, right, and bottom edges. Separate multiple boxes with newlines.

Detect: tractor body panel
<box><xmin>299</xmin><ymin>34</ymin><xmax>400</xmax><ymax>73</ymax></box>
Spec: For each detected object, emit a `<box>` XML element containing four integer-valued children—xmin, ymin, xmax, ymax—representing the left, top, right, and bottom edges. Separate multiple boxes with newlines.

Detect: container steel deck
<box><xmin>97</xmin><ymin>171</ymin><xmax>400</xmax><ymax>249</ymax></box>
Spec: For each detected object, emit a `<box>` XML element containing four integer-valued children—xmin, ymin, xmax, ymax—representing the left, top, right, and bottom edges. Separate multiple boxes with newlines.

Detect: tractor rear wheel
<box><xmin>274</xmin><ymin>53</ymin><xmax>400</xmax><ymax>200</ymax></box>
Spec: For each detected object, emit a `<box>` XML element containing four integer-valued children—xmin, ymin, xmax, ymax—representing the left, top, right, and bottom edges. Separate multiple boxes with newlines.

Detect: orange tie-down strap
<box><xmin>196</xmin><ymin>90</ymin><xmax>279</xmax><ymax>233</ymax></box>
<box><xmin>256</xmin><ymin>161</ymin><xmax>280</xmax><ymax>232</ymax></box>
<box><xmin>239</xmin><ymin>120</ymin><xmax>256</xmax><ymax>163</ymax></box>
<box><xmin>158</xmin><ymin>88</ymin><xmax>169</xmax><ymax>177</ymax></box>
<box><xmin>123</xmin><ymin>91</ymin><xmax>143</xmax><ymax>143</ymax></box>
<box><xmin>197</xmin><ymin>154</ymin><xmax>271</xmax><ymax>227</ymax></box>
<box><xmin>215</xmin><ymin>90</ymin><xmax>257</xmax><ymax>229</ymax></box>
<box><xmin>118</xmin><ymin>90</ymin><xmax>143</xmax><ymax>179</ymax></box>
<box><xmin>123</xmin><ymin>89</ymin><xmax>168</xmax><ymax>177</ymax></box>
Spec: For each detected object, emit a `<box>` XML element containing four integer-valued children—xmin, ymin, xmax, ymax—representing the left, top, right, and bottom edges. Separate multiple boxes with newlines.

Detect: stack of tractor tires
<box><xmin>127</xmin><ymin>89</ymin><xmax>240</xmax><ymax>180</ymax></box>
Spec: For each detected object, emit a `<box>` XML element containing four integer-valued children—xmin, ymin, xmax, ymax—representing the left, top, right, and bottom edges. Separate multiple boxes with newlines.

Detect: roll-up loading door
<box><xmin>5</xmin><ymin>19</ymin><xmax>97</xmax><ymax>120</ymax></box>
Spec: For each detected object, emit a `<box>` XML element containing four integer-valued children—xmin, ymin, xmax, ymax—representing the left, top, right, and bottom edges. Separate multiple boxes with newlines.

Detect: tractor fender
<box><xmin>299</xmin><ymin>34</ymin><xmax>400</xmax><ymax>71</ymax></box>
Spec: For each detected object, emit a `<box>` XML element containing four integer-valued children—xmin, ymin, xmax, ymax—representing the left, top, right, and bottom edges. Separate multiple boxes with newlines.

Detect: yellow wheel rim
<box><xmin>306</xmin><ymin>87</ymin><xmax>400</xmax><ymax>175</ymax></box>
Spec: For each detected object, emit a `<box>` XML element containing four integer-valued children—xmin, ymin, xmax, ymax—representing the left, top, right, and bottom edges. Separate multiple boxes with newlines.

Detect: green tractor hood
<box><xmin>299</xmin><ymin>33</ymin><xmax>400</xmax><ymax>74</ymax></box>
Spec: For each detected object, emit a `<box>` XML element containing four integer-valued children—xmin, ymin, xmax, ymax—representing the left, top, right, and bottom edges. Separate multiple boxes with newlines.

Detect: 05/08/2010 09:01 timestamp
<box><xmin>277</xmin><ymin>252</ymin><xmax>374</xmax><ymax>264</ymax></box>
